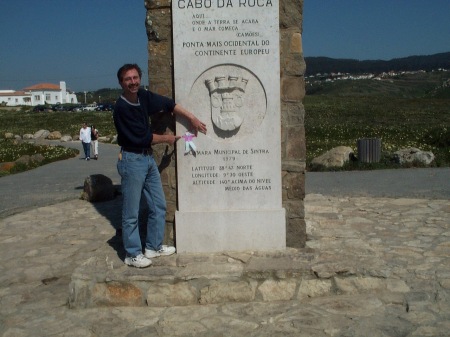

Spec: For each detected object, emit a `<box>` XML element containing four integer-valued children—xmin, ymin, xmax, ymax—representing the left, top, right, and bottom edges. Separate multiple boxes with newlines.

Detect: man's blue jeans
<box><xmin>117</xmin><ymin>151</ymin><xmax>166</xmax><ymax>257</ymax></box>
<box><xmin>82</xmin><ymin>141</ymin><xmax>90</xmax><ymax>158</ymax></box>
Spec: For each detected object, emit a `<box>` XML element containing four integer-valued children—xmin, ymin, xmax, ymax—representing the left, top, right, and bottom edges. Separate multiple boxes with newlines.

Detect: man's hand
<box><xmin>190</xmin><ymin>116</ymin><xmax>207</xmax><ymax>135</ymax></box>
<box><xmin>173</xmin><ymin>104</ymin><xmax>207</xmax><ymax>135</ymax></box>
<box><xmin>152</xmin><ymin>134</ymin><xmax>181</xmax><ymax>145</ymax></box>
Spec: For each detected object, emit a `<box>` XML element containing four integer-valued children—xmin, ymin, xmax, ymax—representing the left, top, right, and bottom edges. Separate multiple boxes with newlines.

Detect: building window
<box><xmin>46</xmin><ymin>94</ymin><xmax>51</xmax><ymax>101</ymax></box>
<box><xmin>34</xmin><ymin>95</ymin><xmax>41</xmax><ymax>101</ymax></box>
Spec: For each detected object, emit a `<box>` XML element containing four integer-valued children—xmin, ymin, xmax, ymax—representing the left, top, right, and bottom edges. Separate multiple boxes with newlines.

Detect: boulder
<box><xmin>34</xmin><ymin>129</ymin><xmax>50</xmax><ymax>139</ymax></box>
<box><xmin>34</xmin><ymin>138</ymin><xmax>50</xmax><ymax>146</ymax></box>
<box><xmin>98</xmin><ymin>136</ymin><xmax>111</xmax><ymax>143</ymax></box>
<box><xmin>4</xmin><ymin>132</ymin><xmax>14</xmax><ymax>139</ymax></box>
<box><xmin>23</xmin><ymin>134</ymin><xmax>34</xmax><ymax>140</ymax></box>
<box><xmin>311</xmin><ymin>146</ymin><xmax>354</xmax><ymax>168</ymax></box>
<box><xmin>81</xmin><ymin>174</ymin><xmax>115</xmax><ymax>202</ymax></box>
<box><xmin>60</xmin><ymin>135</ymin><xmax>73</xmax><ymax>142</ymax></box>
<box><xmin>15</xmin><ymin>155</ymin><xmax>31</xmax><ymax>165</ymax></box>
<box><xmin>47</xmin><ymin>131</ymin><xmax>62</xmax><ymax>140</ymax></box>
<box><xmin>394</xmin><ymin>147</ymin><xmax>435</xmax><ymax>165</ymax></box>
<box><xmin>0</xmin><ymin>162</ymin><xmax>15</xmax><ymax>172</ymax></box>
<box><xmin>30</xmin><ymin>154</ymin><xmax>45</xmax><ymax>163</ymax></box>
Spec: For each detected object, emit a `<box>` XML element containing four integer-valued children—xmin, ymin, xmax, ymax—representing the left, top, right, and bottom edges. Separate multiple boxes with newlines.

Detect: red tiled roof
<box><xmin>23</xmin><ymin>83</ymin><xmax>60</xmax><ymax>91</ymax></box>
<box><xmin>0</xmin><ymin>91</ymin><xmax>30</xmax><ymax>96</ymax></box>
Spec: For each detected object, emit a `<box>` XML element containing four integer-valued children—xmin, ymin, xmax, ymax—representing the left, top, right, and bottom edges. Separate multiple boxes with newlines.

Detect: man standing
<box><xmin>79</xmin><ymin>122</ymin><xmax>91</xmax><ymax>160</ymax></box>
<box><xmin>113</xmin><ymin>63</ymin><xmax>207</xmax><ymax>268</ymax></box>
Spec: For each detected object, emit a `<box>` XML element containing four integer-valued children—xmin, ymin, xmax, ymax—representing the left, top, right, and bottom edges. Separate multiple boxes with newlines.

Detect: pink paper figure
<box><xmin>182</xmin><ymin>131</ymin><xmax>197</xmax><ymax>155</ymax></box>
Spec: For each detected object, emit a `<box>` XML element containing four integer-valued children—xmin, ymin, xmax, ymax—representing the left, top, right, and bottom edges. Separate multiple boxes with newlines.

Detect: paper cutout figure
<box><xmin>182</xmin><ymin>131</ymin><xmax>197</xmax><ymax>155</ymax></box>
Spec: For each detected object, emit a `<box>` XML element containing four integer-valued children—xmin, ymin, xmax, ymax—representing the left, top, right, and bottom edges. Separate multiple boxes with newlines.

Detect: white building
<box><xmin>0</xmin><ymin>81</ymin><xmax>78</xmax><ymax>106</ymax></box>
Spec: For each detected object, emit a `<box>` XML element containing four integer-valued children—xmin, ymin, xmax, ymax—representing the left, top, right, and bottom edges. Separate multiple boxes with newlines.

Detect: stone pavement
<box><xmin>1</xmin><ymin>191</ymin><xmax>449</xmax><ymax>336</ymax></box>
<box><xmin>0</xmin><ymin>141</ymin><xmax>121</xmax><ymax>219</ymax></box>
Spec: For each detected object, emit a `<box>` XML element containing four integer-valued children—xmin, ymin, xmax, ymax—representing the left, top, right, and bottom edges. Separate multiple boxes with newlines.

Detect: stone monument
<box><xmin>172</xmin><ymin>0</ymin><xmax>286</xmax><ymax>253</ymax></box>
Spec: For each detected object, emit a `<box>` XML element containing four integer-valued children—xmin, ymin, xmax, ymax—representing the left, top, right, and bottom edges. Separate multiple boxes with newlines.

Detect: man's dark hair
<box><xmin>117</xmin><ymin>63</ymin><xmax>142</xmax><ymax>82</ymax></box>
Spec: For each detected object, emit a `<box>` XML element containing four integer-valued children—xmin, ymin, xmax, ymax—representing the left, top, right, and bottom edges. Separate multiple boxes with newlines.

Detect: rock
<box><xmin>47</xmin><ymin>131</ymin><xmax>62</xmax><ymax>140</ymax></box>
<box><xmin>60</xmin><ymin>135</ymin><xmax>73</xmax><ymax>142</ymax></box>
<box><xmin>33</xmin><ymin>138</ymin><xmax>50</xmax><ymax>146</ymax></box>
<box><xmin>147</xmin><ymin>283</ymin><xmax>198</xmax><ymax>307</ymax></box>
<box><xmin>92</xmin><ymin>283</ymin><xmax>143</xmax><ymax>307</ymax></box>
<box><xmin>81</xmin><ymin>174</ymin><xmax>115</xmax><ymax>202</ymax></box>
<box><xmin>14</xmin><ymin>135</ymin><xmax>22</xmax><ymax>140</ymax></box>
<box><xmin>0</xmin><ymin>162</ymin><xmax>15</xmax><ymax>172</ymax></box>
<box><xmin>258</xmin><ymin>279</ymin><xmax>297</xmax><ymax>301</ymax></box>
<box><xmin>33</xmin><ymin>129</ymin><xmax>50</xmax><ymax>139</ymax></box>
<box><xmin>12</xmin><ymin>138</ymin><xmax>23</xmax><ymax>145</ymax></box>
<box><xmin>30</xmin><ymin>154</ymin><xmax>45</xmax><ymax>163</ymax></box>
<box><xmin>111</xmin><ymin>135</ymin><xmax>118</xmax><ymax>144</ymax></box>
<box><xmin>23</xmin><ymin>134</ymin><xmax>34</xmax><ymax>140</ymax></box>
<box><xmin>4</xmin><ymin>132</ymin><xmax>14</xmax><ymax>139</ymax></box>
<box><xmin>15</xmin><ymin>155</ymin><xmax>31</xmax><ymax>165</ymax></box>
<box><xmin>98</xmin><ymin>136</ymin><xmax>110</xmax><ymax>143</ymax></box>
<box><xmin>311</xmin><ymin>146</ymin><xmax>354</xmax><ymax>168</ymax></box>
<box><xmin>14</xmin><ymin>154</ymin><xmax>44</xmax><ymax>166</ymax></box>
<box><xmin>394</xmin><ymin>147</ymin><xmax>435</xmax><ymax>165</ymax></box>
<box><xmin>200</xmin><ymin>280</ymin><xmax>257</xmax><ymax>304</ymax></box>
<box><xmin>298</xmin><ymin>279</ymin><xmax>333</xmax><ymax>299</ymax></box>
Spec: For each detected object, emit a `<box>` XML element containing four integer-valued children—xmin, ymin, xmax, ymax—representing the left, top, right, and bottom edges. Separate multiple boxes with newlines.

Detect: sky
<box><xmin>1</xmin><ymin>0</ymin><xmax>449</xmax><ymax>92</ymax></box>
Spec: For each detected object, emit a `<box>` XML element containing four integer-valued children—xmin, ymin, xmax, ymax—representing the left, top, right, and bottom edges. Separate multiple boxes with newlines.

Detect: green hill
<box><xmin>306</xmin><ymin>70</ymin><xmax>450</xmax><ymax>99</ymax></box>
<box><xmin>305</xmin><ymin>52</ymin><xmax>450</xmax><ymax>76</ymax></box>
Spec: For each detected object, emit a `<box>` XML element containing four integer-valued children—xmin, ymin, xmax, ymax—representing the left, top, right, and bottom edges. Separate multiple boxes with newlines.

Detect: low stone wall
<box><xmin>69</xmin><ymin>248</ymin><xmax>410</xmax><ymax>309</ymax></box>
<box><xmin>68</xmin><ymin>250</ymin><xmax>311</xmax><ymax>308</ymax></box>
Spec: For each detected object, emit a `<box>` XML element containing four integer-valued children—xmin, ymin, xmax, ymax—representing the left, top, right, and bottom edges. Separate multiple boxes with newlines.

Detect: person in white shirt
<box><xmin>79</xmin><ymin>122</ymin><xmax>92</xmax><ymax>160</ymax></box>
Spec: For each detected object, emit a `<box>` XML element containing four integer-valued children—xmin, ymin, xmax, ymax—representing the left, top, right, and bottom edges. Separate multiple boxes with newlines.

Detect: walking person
<box><xmin>79</xmin><ymin>122</ymin><xmax>91</xmax><ymax>160</ymax></box>
<box><xmin>90</xmin><ymin>125</ymin><xmax>99</xmax><ymax>160</ymax></box>
<box><xmin>113</xmin><ymin>63</ymin><xmax>207</xmax><ymax>268</ymax></box>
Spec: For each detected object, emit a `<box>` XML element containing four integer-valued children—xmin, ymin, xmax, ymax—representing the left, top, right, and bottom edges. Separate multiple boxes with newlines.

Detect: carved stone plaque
<box><xmin>173</xmin><ymin>0</ymin><xmax>285</xmax><ymax>253</ymax></box>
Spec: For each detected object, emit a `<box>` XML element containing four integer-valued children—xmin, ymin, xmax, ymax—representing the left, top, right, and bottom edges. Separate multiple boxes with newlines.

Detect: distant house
<box><xmin>0</xmin><ymin>81</ymin><xmax>78</xmax><ymax>106</ymax></box>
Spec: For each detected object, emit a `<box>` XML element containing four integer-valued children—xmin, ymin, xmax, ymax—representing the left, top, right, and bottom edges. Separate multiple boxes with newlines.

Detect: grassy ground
<box><xmin>0</xmin><ymin>140</ymin><xmax>79</xmax><ymax>176</ymax></box>
<box><xmin>0</xmin><ymin>108</ymin><xmax>116</xmax><ymax>176</ymax></box>
<box><xmin>305</xmin><ymin>71</ymin><xmax>450</xmax><ymax>170</ymax></box>
<box><xmin>304</xmin><ymin>95</ymin><xmax>450</xmax><ymax>169</ymax></box>
<box><xmin>0</xmin><ymin>107</ymin><xmax>117</xmax><ymax>138</ymax></box>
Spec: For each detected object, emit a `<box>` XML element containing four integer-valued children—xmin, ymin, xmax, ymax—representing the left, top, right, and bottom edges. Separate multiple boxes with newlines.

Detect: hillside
<box><xmin>76</xmin><ymin>53</ymin><xmax>450</xmax><ymax>102</ymax></box>
<box><xmin>305</xmin><ymin>52</ymin><xmax>450</xmax><ymax>76</ymax></box>
<box><xmin>306</xmin><ymin>71</ymin><xmax>450</xmax><ymax>98</ymax></box>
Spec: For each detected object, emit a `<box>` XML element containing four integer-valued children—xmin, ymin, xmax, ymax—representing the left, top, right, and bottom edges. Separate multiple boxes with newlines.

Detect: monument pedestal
<box><xmin>175</xmin><ymin>209</ymin><xmax>285</xmax><ymax>253</ymax></box>
<box><xmin>172</xmin><ymin>1</ymin><xmax>285</xmax><ymax>253</ymax></box>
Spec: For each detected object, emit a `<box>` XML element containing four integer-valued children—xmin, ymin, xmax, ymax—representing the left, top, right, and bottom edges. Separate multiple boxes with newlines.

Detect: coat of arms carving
<box><xmin>205</xmin><ymin>75</ymin><xmax>249</xmax><ymax>131</ymax></box>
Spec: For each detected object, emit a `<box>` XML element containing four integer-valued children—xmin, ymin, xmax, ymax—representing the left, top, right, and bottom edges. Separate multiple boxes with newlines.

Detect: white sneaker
<box><xmin>145</xmin><ymin>245</ymin><xmax>176</xmax><ymax>258</ymax></box>
<box><xmin>124</xmin><ymin>254</ymin><xmax>152</xmax><ymax>268</ymax></box>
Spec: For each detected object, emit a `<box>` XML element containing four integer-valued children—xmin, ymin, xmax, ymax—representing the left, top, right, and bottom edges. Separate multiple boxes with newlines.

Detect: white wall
<box><xmin>0</xmin><ymin>81</ymin><xmax>78</xmax><ymax>106</ymax></box>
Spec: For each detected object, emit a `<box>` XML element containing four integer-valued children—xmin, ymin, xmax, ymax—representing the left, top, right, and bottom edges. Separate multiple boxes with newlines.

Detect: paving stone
<box><xmin>0</xmin><ymin>194</ymin><xmax>449</xmax><ymax>336</ymax></box>
<box><xmin>297</xmin><ymin>279</ymin><xmax>333</xmax><ymax>299</ymax></box>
